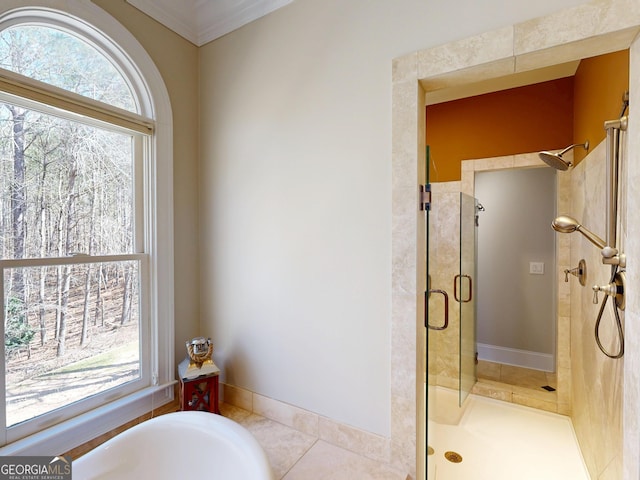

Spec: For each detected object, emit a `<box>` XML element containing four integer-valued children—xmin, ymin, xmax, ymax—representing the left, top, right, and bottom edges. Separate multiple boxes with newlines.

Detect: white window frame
<box><xmin>0</xmin><ymin>1</ymin><xmax>174</xmax><ymax>455</ymax></box>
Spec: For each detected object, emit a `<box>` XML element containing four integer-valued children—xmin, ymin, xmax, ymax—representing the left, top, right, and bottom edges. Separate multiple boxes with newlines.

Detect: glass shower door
<box><xmin>458</xmin><ymin>193</ymin><xmax>478</xmax><ymax>405</ymax></box>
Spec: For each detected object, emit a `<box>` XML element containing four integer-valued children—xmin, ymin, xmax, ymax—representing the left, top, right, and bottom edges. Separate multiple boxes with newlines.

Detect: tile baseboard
<box><xmin>221</xmin><ymin>383</ymin><xmax>391</xmax><ymax>464</ymax></box>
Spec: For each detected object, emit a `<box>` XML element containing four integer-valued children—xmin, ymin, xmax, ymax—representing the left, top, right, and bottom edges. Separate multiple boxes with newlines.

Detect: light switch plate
<box><xmin>530</xmin><ymin>262</ymin><xmax>544</xmax><ymax>274</ymax></box>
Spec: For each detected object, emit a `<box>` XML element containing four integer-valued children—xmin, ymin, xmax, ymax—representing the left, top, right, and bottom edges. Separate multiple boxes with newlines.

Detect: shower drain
<box><xmin>444</xmin><ymin>451</ymin><xmax>463</xmax><ymax>463</ymax></box>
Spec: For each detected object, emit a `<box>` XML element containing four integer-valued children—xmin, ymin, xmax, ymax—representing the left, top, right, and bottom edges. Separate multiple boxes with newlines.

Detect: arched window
<box><xmin>0</xmin><ymin>24</ymin><xmax>137</xmax><ymax>111</ymax></box>
<box><xmin>0</xmin><ymin>3</ymin><xmax>173</xmax><ymax>454</ymax></box>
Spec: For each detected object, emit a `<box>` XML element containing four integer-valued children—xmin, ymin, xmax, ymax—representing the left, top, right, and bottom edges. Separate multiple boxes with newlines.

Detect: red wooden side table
<box><xmin>178</xmin><ymin>358</ymin><xmax>220</xmax><ymax>414</ymax></box>
<box><xmin>179</xmin><ymin>373</ymin><xmax>219</xmax><ymax>413</ymax></box>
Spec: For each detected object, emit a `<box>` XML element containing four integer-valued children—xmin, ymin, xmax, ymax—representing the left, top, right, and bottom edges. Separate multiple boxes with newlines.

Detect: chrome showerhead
<box><xmin>539</xmin><ymin>141</ymin><xmax>589</xmax><ymax>171</ymax></box>
<box><xmin>552</xmin><ymin>215</ymin><xmax>606</xmax><ymax>249</ymax></box>
<box><xmin>539</xmin><ymin>151</ymin><xmax>572</xmax><ymax>170</ymax></box>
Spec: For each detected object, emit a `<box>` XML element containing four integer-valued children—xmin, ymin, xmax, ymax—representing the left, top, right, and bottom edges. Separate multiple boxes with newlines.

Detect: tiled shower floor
<box><xmin>428</xmin><ymin>394</ymin><xmax>590</xmax><ymax>479</ymax></box>
<box><xmin>477</xmin><ymin>360</ymin><xmax>557</xmax><ymax>390</ymax></box>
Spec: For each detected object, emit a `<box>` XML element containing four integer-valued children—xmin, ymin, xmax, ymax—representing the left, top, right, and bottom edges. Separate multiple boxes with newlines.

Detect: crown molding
<box><xmin>126</xmin><ymin>0</ymin><xmax>293</xmax><ymax>46</ymax></box>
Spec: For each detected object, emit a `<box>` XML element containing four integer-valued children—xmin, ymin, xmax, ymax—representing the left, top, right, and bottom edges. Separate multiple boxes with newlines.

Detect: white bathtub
<box><xmin>73</xmin><ymin>411</ymin><xmax>274</xmax><ymax>479</ymax></box>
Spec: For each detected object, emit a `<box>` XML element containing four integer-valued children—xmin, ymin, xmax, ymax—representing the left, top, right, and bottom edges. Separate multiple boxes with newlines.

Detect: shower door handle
<box><xmin>454</xmin><ymin>274</ymin><xmax>472</xmax><ymax>303</ymax></box>
<box><xmin>425</xmin><ymin>289</ymin><xmax>449</xmax><ymax>330</ymax></box>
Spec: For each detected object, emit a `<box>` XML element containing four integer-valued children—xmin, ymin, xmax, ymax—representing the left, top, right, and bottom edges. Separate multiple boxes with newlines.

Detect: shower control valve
<box><xmin>592</xmin><ymin>272</ymin><xmax>625</xmax><ymax>310</ymax></box>
<box><xmin>564</xmin><ymin>259</ymin><xmax>586</xmax><ymax>286</ymax></box>
<box><xmin>593</xmin><ymin>284</ymin><xmax>615</xmax><ymax>305</ymax></box>
<box><xmin>592</xmin><ymin>283</ymin><xmax>616</xmax><ymax>304</ymax></box>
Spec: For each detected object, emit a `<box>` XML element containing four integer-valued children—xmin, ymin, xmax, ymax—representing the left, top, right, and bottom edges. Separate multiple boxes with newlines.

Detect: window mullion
<box><xmin>0</xmin><ymin>68</ymin><xmax>154</xmax><ymax>135</ymax></box>
<box><xmin>135</xmin><ymin>135</ymin><xmax>145</xmax><ymax>253</ymax></box>
<box><xmin>0</xmin><ymin>254</ymin><xmax>146</xmax><ymax>270</ymax></box>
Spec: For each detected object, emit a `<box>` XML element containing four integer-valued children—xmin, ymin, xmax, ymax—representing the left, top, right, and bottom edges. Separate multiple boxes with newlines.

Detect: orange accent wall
<box><xmin>573</xmin><ymin>50</ymin><xmax>629</xmax><ymax>165</ymax></box>
<box><xmin>426</xmin><ymin>78</ymin><xmax>573</xmax><ymax>182</ymax></box>
<box><xmin>426</xmin><ymin>50</ymin><xmax>629</xmax><ymax>182</ymax></box>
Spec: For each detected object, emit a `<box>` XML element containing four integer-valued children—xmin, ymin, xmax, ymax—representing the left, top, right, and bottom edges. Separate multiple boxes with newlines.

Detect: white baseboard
<box><xmin>477</xmin><ymin>343</ymin><xmax>555</xmax><ymax>372</ymax></box>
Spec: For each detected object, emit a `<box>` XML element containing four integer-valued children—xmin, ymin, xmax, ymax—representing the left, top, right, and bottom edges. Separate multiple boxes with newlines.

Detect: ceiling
<box><xmin>125</xmin><ymin>0</ymin><xmax>293</xmax><ymax>46</ymax></box>
<box><xmin>125</xmin><ymin>0</ymin><xmax>581</xmax><ymax>103</ymax></box>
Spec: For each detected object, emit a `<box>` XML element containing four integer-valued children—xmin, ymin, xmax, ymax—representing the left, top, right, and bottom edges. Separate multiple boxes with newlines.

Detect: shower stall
<box><xmin>424</xmin><ymin>116</ymin><xmax>628</xmax><ymax>476</ymax></box>
<box><xmin>394</xmin><ymin>8</ymin><xmax>640</xmax><ymax>478</ymax></box>
<box><xmin>424</xmin><ymin>148</ymin><xmax>576</xmax><ymax>478</ymax></box>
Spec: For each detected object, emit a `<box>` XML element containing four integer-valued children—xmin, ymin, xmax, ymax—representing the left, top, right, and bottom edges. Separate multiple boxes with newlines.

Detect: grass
<box><xmin>42</xmin><ymin>341</ymin><xmax>139</xmax><ymax>376</ymax></box>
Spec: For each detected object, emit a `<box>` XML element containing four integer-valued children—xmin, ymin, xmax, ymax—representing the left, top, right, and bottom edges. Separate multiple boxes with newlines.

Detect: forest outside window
<box><xmin>0</xmin><ymin>103</ymin><xmax>147</xmax><ymax>432</ymax></box>
<box><xmin>0</xmin><ymin>9</ymin><xmax>170</xmax><ymax>449</ymax></box>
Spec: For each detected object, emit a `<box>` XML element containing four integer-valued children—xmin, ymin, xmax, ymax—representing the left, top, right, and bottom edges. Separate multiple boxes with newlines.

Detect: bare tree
<box><xmin>80</xmin><ymin>169</ymin><xmax>99</xmax><ymax>345</ymax></box>
<box><xmin>0</xmin><ymin>24</ymin><xmax>140</xmax><ymax>396</ymax></box>
<box><xmin>7</xmin><ymin>105</ymin><xmax>26</xmax><ymax>299</ymax></box>
<box><xmin>56</xmin><ymin>150</ymin><xmax>79</xmax><ymax>357</ymax></box>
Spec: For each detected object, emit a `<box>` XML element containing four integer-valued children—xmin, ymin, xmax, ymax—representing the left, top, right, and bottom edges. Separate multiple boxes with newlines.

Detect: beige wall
<box><xmin>475</xmin><ymin>168</ymin><xmax>556</xmax><ymax>359</ymax></box>
<box><xmin>65</xmin><ymin>0</ymin><xmax>639</xmax><ymax>477</ymax></box>
<box><xmin>91</xmin><ymin>0</ymin><xmax>201</xmax><ymax>364</ymax></box>
<box><xmin>197</xmin><ymin>0</ymin><xmax>594</xmax><ymax>438</ymax></box>
<box><xmin>89</xmin><ymin>2</ymin><xmax>633</xmax><ymax>473</ymax></box>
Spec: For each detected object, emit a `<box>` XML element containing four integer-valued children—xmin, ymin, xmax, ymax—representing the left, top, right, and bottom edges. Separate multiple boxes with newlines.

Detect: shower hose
<box><xmin>594</xmin><ymin>265</ymin><xmax>624</xmax><ymax>359</ymax></box>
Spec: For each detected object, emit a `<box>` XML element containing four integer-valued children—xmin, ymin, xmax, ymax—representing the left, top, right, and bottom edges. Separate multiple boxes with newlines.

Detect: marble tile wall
<box><xmin>427</xmin><ymin>182</ymin><xmax>461</xmax><ymax>391</ymax></box>
<box><xmin>391</xmin><ymin>55</ymin><xmax>425</xmax><ymax>479</ymax></box>
<box><xmin>623</xmin><ymin>33</ymin><xmax>640</xmax><ymax>480</ymax></box>
<box><xmin>556</xmin><ymin>159</ymin><xmax>574</xmax><ymax>416</ymax></box>
<box><xmin>569</xmin><ymin>138</ymin><xmax>624</xmax><ymax>479</ymax></box>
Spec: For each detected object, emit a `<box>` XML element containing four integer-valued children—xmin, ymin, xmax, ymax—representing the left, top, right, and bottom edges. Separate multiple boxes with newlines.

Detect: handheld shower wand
<box><xmin>551</xmin><ymin>215</ymin><xmax>605</xmax><ymax>249</ymax></box>
<box><xmin>552</xmin><ymin>215</ymin><xmax>623</xmax><ymax>266</ymax></box>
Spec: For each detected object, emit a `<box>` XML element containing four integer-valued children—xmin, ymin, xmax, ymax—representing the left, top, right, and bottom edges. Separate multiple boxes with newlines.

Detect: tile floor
<box><xmin>476</xmin><ymin>360</ymin><xmax>557</xmax><ymax>390</ymax></box>
<box><xmin>219</xmin><ymin>403</ymin><xmax>408</xmax><ymax>480</ymax></box>
<box><xmin>473</xmin><ymin>360</ymin><xmax>560</xmax><ymax>412</ymax></box>
<box><xmin>219</xmin><ymin>363</ymin><xmax>577</xmax><ymax>480</ymax></box>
